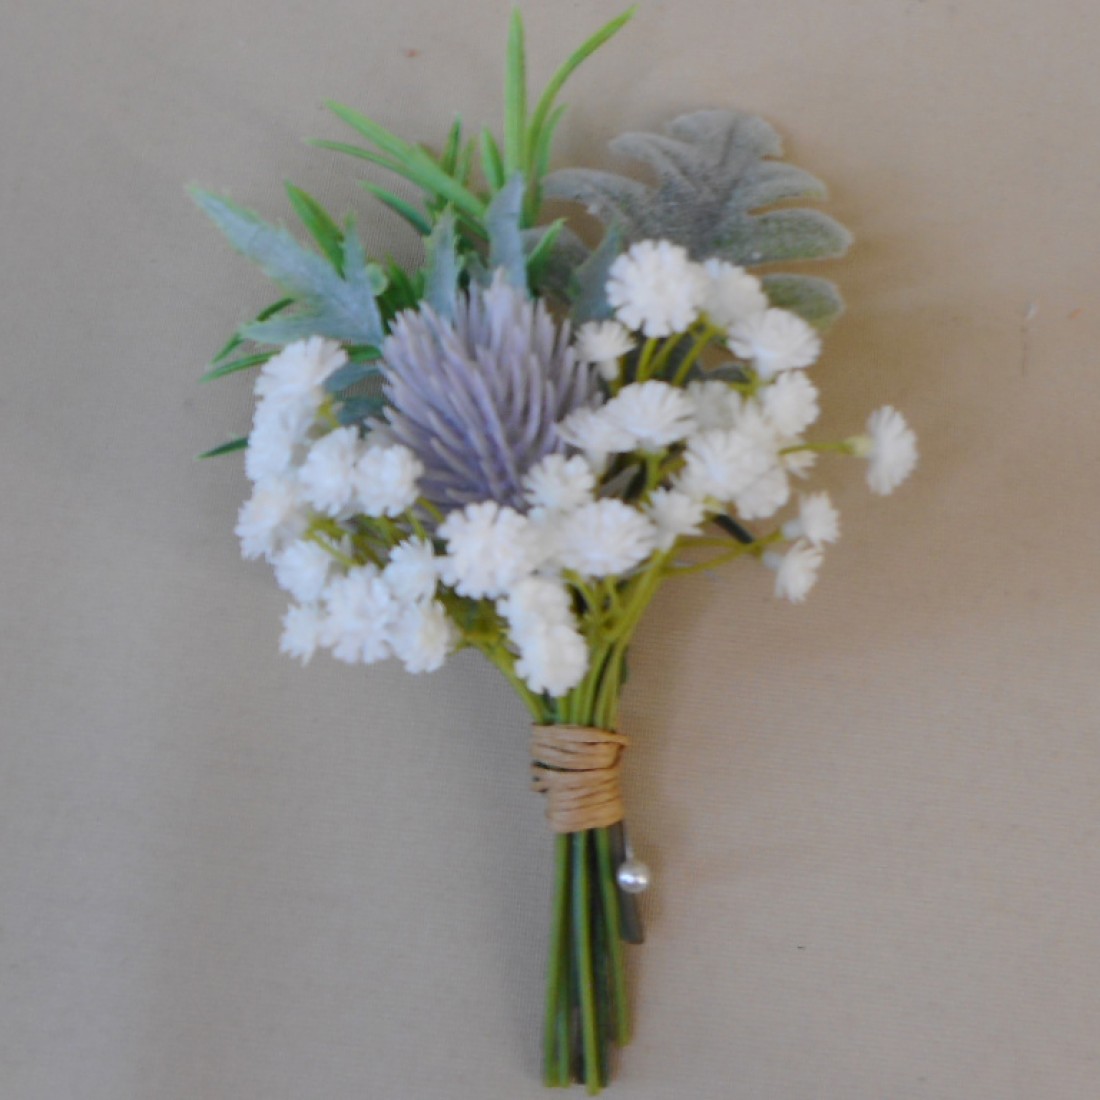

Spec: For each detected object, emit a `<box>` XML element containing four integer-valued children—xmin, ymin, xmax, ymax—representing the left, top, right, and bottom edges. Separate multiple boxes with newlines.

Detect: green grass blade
<box><xmin>211</xmin><ymin>298</ymin><xmax>293</xmax><ymax>363</ymax></box>
<box><xmin>480</xmin><ymin>128</ymin><xmax>505</xmax><ymax>190</ymax></box>
<box><xmin>456</xmin><ymin>136</ymin><xmax>477</xmax><ymax>187</ymax></box>
<box><xmin>526</xmin><ymin>102</ymin><xmax>568</xmax><ymax>222</ymax></box>
<box><xmin>197</xmin><ymin>436</ymin><xmax>247</xmax><ymax>459</ymax></box>
<box><xmin>200</xmin><ymin>350</ymin><xmax>273</xmax><ymax>383</ymax></box>
<box><xmin>503</xmin><ymin>9</ymin><xmax>527</xmax><ymax>176</ymax></box>
<box><xmin>325</xmin><ymin>102</ymin><xmax>485</xmax><ymax>220</ymax></box>
<box><xmin>526</xmin><ymin>217</ymin><xmax>565</xmax><ymax>282</ymax></box>
<box><xmin>311</xmin><ymin>139</ymin><xmax>404</xmax><ymax>174</ymax></box>
<box><xmin>359</xmin><ymin>182</ymin><xmax>432</xmax><ymax>236</ymax></box>
<box><xmin>527</xmin><ymin>8</ymin><xmax>635</xmax><ymax>173</ymax></box>
<box><xmin>284</xmin><ymin>183</ymin><xmax>344</xmax><ymax>271</ymax></box>
<box><xmin>440</xmin><ymin>116</ymin><xmax>462</xmax><ymax>174</ymax></box>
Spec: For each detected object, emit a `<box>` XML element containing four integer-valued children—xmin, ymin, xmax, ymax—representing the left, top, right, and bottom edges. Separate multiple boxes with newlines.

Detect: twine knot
<box><xmin>530</xmin><ymin>724</ymin><xmax>629</xmax><ymax>833</ymax></box>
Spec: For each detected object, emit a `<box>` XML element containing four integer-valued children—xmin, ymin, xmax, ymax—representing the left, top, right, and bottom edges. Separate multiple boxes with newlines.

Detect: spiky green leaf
<box><xmin>198</xmin><ymin>436</ymin><xmax>248</xmax><ymax>459</ymax></box>
<box><xmin>284</xmin><ymin>183</ymin><xmax>344</xmax><ymax>271</ymax></box>
<box><xmin>503</xmin><ymin>10</ymin><xmax>527</xmax><ymax>176</ymax></box>
<box><xmin>200</xmin><ymin>351</ymin><xmax>274</xmax><ymax>383</ymax></box>
<box><xmin>480</xmin><ymin>128</ymin><xmax>505</xmax><ymax>190</ymax></box>
<box><xmin>210</xmin><ymin>298</ymin><xmax>293</xmax><ymax>363</ymax></box>
<box><xmin>359</xmin><ymin>181</ymin><xmax>432</xmax><ymax>235</ymax></box>
<box><xmin>526</xmin><ymin>7</ymin><xmax>635</xmax><ymax>173</ymax></box>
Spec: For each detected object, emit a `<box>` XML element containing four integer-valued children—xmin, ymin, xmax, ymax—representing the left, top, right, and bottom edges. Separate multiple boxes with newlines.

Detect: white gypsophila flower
<box><xmin>320</xmin><ymin>566</ymin><xmax>396</xmax><ymax>664</ymax></box>
<box><xmin>245</xmin><ymin>398</ymin><xmax>314</xmax><ymax>483</ymax></box>
<box><xmin>575</xmin><ymin>320</ymin><xmax>635</xmax><ymax>373</ymax></box>
<box><xmin>728</xmin><ymin>308</ymin><xmax>821</xmax><ymax>379</ymax></box>
<box><xmin>273</xmin><ymin>539</ymin><xmax>335</xmax><ymax>603</ymax></box>
<box><xmin>515</xmin><ymin>620</ymin><xmax>589</xmax><ymax>697</ymax></box>
<box><xmin>686</xmin><ymin>379</ymin><xmax>743</xmax><ymax>432</ymax></box>
<box><xmin>523</xmin><ymin>453</ymin><xmax>596</xmax><ymax>517</ymax></box>
<box><xmin>678</xmin><ymin>428</ymin><xmax>774</xmax><ymax>504</ymax></box>
<box><xmin>645</xmin><ymin>488</ymin><xmax>706</xmax><ymax>551</ymax></box>
<box><xmin>235</xmin><ymin>475</ymin><xmax>309</xmax><ymax>561</ymax></box>
<box><xmin>438</xmin><ymin>501</ymin><xmax>542</xmax><ymax>599</ymax></box>
<box><xmin>392</xmin><ymin>599</ymin><xmax>458</xmax><ymax>674</ymax></box>
<box><xmin>556</xmin><ymin>404</ymin><xmax>636</xmax><ymax>458</ymax></box>
<box><xmin>299</xmin><ymin>426</ymin><xmax>364</xmax><ymax>516</ymax></box>
<box><xmin>761</xmin><ymin>371</ymin><xmax>820</xmax><ymax>437</ymax></box>
<box><xmin>353</xmin><ymin>443</ymin><xmax>423</xmax><ymax>517</ymax></box>
<box><xmin>606</xmin><ymin>240</ymin><xmax>706</xmax><ymax>337</ymax></box>
<box><xmin>602</xmin><ymin>381</ymin><xmax>697</xmax><ymax>451</ymax></box>
<box><xmin>497</xmin><ymin>576</ymin><xmax>575</xmax><ymax>641</ymax></box>
<box><xmin>254</xmin><ymin>336</ymin><xmax>347</xmax><ymax>410</ymax></box>
<box><xmin>382</xmin><ymin>538</ymin><xmax>439</xmax><ymax>604</ymax></box>
<box><xmin>699</xmin><ymin>259</ymin><xmax>768</xmax><ymax>332</ymax></box>
<box><xmin>554</xmin><ymin>499</ymin><xmax>657</xmax><ymax>578</ymax></box>
<box><xmin>733</xmin><ymin>464</ymin><xmax>790</xmax><ymax>521</ymax></box>
<box><xmin>766</xmin><ymin>539</ymin><xmax>824</xmax><ymax>603</ymax></box>
<box><xmin>782</xmin><ymin>446</ymin><xmax>818</xmax><ymax>478</ymax></box>
<box><xmin>783</xmin><ymin>492</ymin><xmax>840</xmax><ymax>547</ymax></box>
<box><xmin>857</xmin><ymin>406</ymin><xmax>918</xmax><ymax>495</ymax></box>
<box><xmin>279</xmin><ymin>602</ymin><xmax>326</xmax><ymax>665</ymax></box>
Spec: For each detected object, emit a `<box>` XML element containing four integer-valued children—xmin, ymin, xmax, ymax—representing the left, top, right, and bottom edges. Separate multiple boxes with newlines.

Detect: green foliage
<box><xmin>543</xmin><ymin>109</ymin><xmax>851</xmax><ymax>327</ymax></box>
<box><xmin>284</xmin><ymin>183</ymin><xmax>344</xmax><ymax>271</ymax></box>
<box><xmin>197</xmin><ymin>436</ymin><xmax>247</xmax><ymax>459</ymax></box>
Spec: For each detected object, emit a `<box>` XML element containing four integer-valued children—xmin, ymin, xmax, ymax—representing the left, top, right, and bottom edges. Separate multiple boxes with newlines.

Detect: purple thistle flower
<box><xmin>380</xmin><ymin>274</ymin><xmax>596</xmax><ymax>512</ymax></box>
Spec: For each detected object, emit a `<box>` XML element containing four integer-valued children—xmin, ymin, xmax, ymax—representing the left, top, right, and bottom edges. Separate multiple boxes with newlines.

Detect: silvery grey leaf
<box><xmin>424</xmin><ymin>210</ymin><xmax>462</xmax><ymax>322</ymax></box>
<box><xmin>541</xmin><ymin>109</ymin><xmax>852</xmax><ymax>327</ymax></box>
<box><xmin>486</xmin><ymin>173</ymin><xmax>528</xmax><ymax>291</ymax></box>
<box><xmin>570</xmin><ymin>223</ymin><xmax>624</xmax><ymax>325</ymax></box>
<box><xmin>761</xmin><ymin>274</ymin><xmax>845</xmax><ymax>330</ymax></box>
<box><xmin>191</xmin><ymin>190</ymin><xmax>386</xmax><ymax>347</ymax></box>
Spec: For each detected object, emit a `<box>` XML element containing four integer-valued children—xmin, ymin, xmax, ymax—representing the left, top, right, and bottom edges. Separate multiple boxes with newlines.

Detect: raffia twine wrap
<box><xmin>530</xmin><ymin>724</ymin><xmax>630</xmax><ymax>833</ymax></box>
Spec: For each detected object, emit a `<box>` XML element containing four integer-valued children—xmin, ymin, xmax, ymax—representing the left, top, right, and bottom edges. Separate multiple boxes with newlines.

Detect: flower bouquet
<box><xmin>192</xmin><ymin>8</ymin><xmax>916</xmax><ymax>1091</ymax></box>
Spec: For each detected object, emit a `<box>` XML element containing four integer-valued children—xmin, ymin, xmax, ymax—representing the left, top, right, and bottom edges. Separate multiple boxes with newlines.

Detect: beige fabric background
<box><xmin>2</xmin><ymin>1</ymin><xmax>1098</xmax><ymax>1097</ymax></box>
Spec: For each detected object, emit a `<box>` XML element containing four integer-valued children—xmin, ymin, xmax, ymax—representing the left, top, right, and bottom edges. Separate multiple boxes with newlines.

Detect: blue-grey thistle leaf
<box><xmin>381</xmin><ymin>275</ymin><xmax>595</xmax><ymax>511</ymax></box>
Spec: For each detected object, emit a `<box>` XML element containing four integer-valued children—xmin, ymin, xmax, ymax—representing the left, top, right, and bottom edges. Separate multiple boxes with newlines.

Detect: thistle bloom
<box><xmin>380</xmin><ymin>275</ymin><xmax>594</xmax><ymax>512</ymax></box>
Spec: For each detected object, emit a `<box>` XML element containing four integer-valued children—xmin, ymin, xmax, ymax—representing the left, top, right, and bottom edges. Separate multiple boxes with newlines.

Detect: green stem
<box><xmin>634</xmin><ymin>338</ymin><xmax>659</xmax><ymax>381</ymax></box>
<box><xmin>572</xmin><ymin>831</ymin><xmax>600</xmax><ymax>1094</ymax></box>
<box><xmin>595</xmin><ymin>827</ymin><xmax>630</xmax><ymax>1044</ymax></box>
<box><xmin>544</xmin><ymin>833</ymin><xmax>571</xmax><ymax>1086</ymax></box>
<box><xmin>671</xmin><ymin>323</ymin><xmax>721</xmax><ymax>386</ymax></box>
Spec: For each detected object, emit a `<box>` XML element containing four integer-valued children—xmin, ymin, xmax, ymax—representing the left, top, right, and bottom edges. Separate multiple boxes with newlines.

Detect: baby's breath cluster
<box><xmin>234</xmin><ymin>240</ymin><xmax>916</xmax><ymax>699</ymax></box>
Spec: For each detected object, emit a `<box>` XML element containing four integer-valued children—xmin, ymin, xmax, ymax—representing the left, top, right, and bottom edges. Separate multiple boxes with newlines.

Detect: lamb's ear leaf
<box><xmin>761</xmin><ymin>273</ymin><xmax>845</xmax><ymax>330</ymax></box>
<box><xmin>542</xmin><ymin>108</ymin><xmax>852</xmax><ymax>315</ymax></box>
